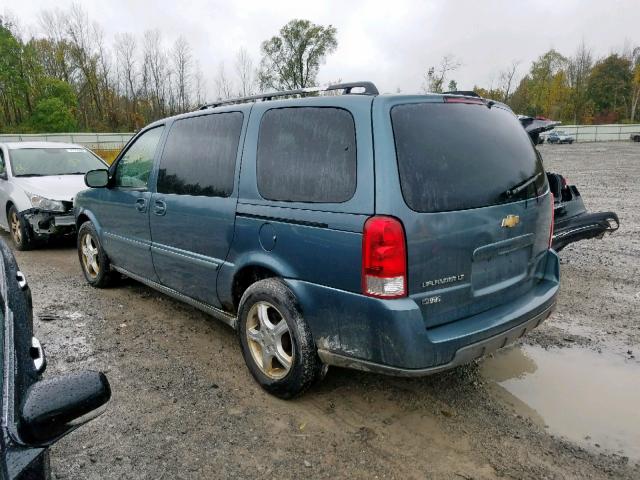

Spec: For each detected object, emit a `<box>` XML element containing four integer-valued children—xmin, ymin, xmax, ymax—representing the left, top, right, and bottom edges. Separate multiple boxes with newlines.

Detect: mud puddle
<box><xmin>481</xmin><ymin>344</ymin><xmax>640</xmax><ymax>461</ymax></box>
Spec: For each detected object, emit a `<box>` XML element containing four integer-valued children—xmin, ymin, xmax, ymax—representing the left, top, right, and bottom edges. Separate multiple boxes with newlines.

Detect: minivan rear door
<box><xmin>373</xmin><ymin>96</ymin><xmax>553</xmax><ymax>329</ymax></box>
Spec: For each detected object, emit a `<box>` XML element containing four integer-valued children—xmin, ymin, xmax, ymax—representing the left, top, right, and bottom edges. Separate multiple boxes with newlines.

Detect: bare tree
<box><xmin>66</xmin><ymin>4</ymin><xmax>106</xmax><ymax>124</ymax></box>
<box><xmin>235</xmin><ymin>47</ymin><xmax>255</xmax><ymax>96</ymax></box>
<box><xmin>215</xmin><ymin>62</ymin><xmax>234</xmax><ymax>100</ymax></box>
<box><xmin>114</xmin><ymin>33</ymin><xmax>139</xmax><ymax>127</ymax></box>
<box><xmin>423</xmin><ymin>54</ymin><xmax>461</xmax><ymax>93</ymax></box>
<box><xmin>37</xmin><ymin>8</ymin><xmax>74</xmax><ymax>82</ymax></box>
<box><xmin>172</xmin><ymin>36</ymin><xmax>192</xmax><ymax>112</ymax></box>
<box><xmin>567</xmin><ymin>41</ymin><xmax>593</xmax><ymax>123</ymax></box>
<box><xmin>499</xmin><ymin>60</ymin><xmax>520</xmax><ymax>102</ymax></box>
<box><xmin>143</xmin><ymin>29</ymin><xmax>168</xmax><ymax>118</ymax></box>
<box><xmin>191</xmin><ymin>60</ymin><xmax>205</xmax><ymax>107</ymax></box>
<box><xmin>624</xmin><ymin>46</ymin><xmax>640</xmax><ymax>122</ymax></box>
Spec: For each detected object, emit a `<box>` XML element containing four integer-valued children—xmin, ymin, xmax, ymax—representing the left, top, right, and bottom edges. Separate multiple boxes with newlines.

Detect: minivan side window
<box><xmin>0</xmin><ymin>150</ymin><xmax>5</xmax><ymax>176</ymax></box>
<box><xmin>157</xmin><ymin>112</ymin><xmax>243</xmax><ymax>197</ymax></box>
<box><xmin>114</xmin><ymin>126</ymin><xmax>164</xmax><ymax>189</ymax></box>
<box><xmin>257</xmin><ymin>107</ymin><xmax>357</xmax><ymax>203</ymax></box>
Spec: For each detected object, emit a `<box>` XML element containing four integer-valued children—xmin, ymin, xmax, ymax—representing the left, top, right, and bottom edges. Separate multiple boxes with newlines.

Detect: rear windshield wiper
<box><xmin>503</xmin><ymin>172</ymin><xmax>543</xmax><ymax>198</ymax></box>
<box><xmin>14</xmin><ymin>174</ymin><xmax>46</xmax><ymax>177</ymax></box>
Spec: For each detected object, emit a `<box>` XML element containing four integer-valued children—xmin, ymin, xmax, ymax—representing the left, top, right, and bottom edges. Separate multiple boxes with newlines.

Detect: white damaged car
<box><xmin>0</xmin><ymin>142</ymin><xmax>107</xmax><ymax>250</ymax></box>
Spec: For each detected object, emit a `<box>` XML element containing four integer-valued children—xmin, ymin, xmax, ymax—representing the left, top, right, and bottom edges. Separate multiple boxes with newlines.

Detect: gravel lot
<box><xmin>7</xmin><ymin>142</ymin><xmax>639</xmax><ymax>479</ymax></box>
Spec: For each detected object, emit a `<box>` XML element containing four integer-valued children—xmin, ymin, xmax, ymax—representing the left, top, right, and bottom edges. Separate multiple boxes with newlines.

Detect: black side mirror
<box><xmin>0</xmin><ymin>172</ymin><xmax>7</xmax><ymax>180</ymax></box>
<box><xmin>19</xmin><ymin>371</ymin><xmax>111</xmax><ymax>446</ymax></box>
<box><xmin>85</xmin><ymin>169</ymin><xmax>109</xmax><ymax>188</ymax></box>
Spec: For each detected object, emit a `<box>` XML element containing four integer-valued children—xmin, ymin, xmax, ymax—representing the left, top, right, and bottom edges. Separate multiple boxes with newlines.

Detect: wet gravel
<box><xmin>8</xmin><ymin>142</ymin><xmax>640</xmax><ymax>479</ymax></box>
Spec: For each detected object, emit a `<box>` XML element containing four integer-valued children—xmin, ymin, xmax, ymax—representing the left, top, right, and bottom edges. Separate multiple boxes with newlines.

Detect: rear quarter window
<box><xmin>391</xmin><ymin>102</ymin><xmax>546</xmax><ymax>213</ymax></box>
<box><xmin>256</xmin><ymin>107</ymin><xmax>357</xmax><ymax>203</ymax></box>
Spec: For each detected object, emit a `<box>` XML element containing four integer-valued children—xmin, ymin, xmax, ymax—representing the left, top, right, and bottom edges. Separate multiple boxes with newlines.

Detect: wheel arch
<box><xmin>231</xmin><ymin>264</ymin><xmax>280</xmax><ymax>313</ymax></box>
<box><xmin>220</xmin><ymin>250</ymin><xmax>300</xmax><ymax>313</ymax></box>
<box><xmin>75</xmin><ymin>208</ymin><xmax>102</xmax><ymax>233</ymax></box>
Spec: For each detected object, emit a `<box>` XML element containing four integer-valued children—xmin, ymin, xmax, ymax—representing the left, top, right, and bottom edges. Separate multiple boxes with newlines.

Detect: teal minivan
<box><xmin>75</xmin><ymin>82</ymin><xmax>559</xmax><ymax>398</ymax></box>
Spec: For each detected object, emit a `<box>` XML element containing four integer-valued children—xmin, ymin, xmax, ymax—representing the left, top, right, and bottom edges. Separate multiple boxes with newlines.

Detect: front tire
<box><xmin>77</xmin><ymin>221</ymin><xmax>115</xmax><ymax>288</ymax></box>
<box><xmin>237</xmin><ymin>278</ymin><xmax>324</xmax><ymax>398</ymax></box>
<box><xmin>8</xmin><ymin>205</ymin><xmax>33</xmax><ymax>251</ymax></box>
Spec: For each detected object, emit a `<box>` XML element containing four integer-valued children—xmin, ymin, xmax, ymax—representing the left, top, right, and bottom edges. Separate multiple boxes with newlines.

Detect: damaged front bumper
<box><xmin>21</xmin><ymin>208</ymin><xmax>76</xmax><ymax>238</ymax></box>
<box><xmin>550</xmin><ymin>180</ymin><xmax>620</xmax><ymax>252</ymax></box>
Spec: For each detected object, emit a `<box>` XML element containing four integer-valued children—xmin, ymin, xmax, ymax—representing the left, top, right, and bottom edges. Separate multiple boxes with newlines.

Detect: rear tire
<box><xmin>8</xmin><ymin>205</ymin><xmax>33</xmax><ymax>251</ymax></box>
<box><xmin>237</xmin><ymin>278</ymin><xmax>324</xmax><ymax>398</ymax></box>
<box><xmin>77</xmin><ymin>221</ymin><xmax>115</xmax><ymax>288</ymax></box>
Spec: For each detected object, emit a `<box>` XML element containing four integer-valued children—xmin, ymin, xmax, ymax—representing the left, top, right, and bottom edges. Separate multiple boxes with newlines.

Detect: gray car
<box><xmin>0</xmin><ymin>142</ymin><xmax>107</xmax><ymax>250</ymax></box>
<box><xmin>546</xmin><ymin>130</ymin><xmax>575</xmax><ymax>144</ymax></box>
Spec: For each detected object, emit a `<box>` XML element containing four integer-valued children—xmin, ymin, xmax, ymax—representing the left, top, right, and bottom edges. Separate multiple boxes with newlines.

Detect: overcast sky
<box><xmin>5</xmin><ymin>0</ymin><xmax>640</xmax><ymax>98</ymax></box>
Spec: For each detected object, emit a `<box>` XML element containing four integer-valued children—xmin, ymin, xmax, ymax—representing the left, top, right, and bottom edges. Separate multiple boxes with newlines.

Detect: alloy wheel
<box><xmin>245</xmin><ymin>301</ymin><xmax>294</xmax><ymax>379</ymax></box>
<box><xmin>10</xmin><ymin>211</ymin><xmax>22</xmax><ymax>244</ymax></box>
<box><xmin>80</xmin><ymin>233</ymin><xmax>100</xmax><ymax>279</ymax></box>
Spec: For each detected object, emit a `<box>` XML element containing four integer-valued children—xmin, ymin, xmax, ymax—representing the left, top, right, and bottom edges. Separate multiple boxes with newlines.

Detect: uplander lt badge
<box><xmin>422</xmin><ymin>274</ymin><xmax>464</xmax><ymax>289</ymax></box>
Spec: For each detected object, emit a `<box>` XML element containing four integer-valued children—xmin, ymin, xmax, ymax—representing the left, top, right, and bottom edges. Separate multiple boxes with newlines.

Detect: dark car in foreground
<box><xmin>0</xmin><ymin>238</ymin><xmax>111</xmax><ymax>479</ymax></box>
<box><xmin>75</xmin><ymin>82</ymin><xmax>559</xmax><ymax>398</ymax></box>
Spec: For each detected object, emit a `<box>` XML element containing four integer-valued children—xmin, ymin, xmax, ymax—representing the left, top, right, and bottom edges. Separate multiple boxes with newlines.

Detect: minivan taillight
<box><xmin>549</xmin><ymin>193</ymin><xmax>555</xmax><ymax>249</ymax></box>
<box><xmin>362</xmin><ymin>216</ymin><xmax>407</xmax><ymax>298</ymax></box>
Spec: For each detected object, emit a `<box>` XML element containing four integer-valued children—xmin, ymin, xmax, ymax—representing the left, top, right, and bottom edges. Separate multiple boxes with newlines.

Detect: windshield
<box><xmin>9</xmin><ymin>148</ymin><xmax>105</xmax><ymax>177</ymax></box>
<box><xmin>391</xmin><ymin>102</ymin><xmax>546</xmax><ymax>213</ymax></box>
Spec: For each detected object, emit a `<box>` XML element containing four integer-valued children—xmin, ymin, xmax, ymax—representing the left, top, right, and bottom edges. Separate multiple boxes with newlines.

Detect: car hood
<box><xmin>11</xmin><ymin>175</ymin><xmax>87</xmax><ymax>202</ymax></box>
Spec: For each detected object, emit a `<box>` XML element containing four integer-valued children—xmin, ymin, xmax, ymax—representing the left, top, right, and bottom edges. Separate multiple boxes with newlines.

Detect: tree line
<box><xmin>0</xmin><ymin>6</ymin><xmax>337</xmax><ymax>133</ymax></box>
<box><xmin>426</xmin><ymin>44</ymin><xmax>640</xmax><ymax>124</ymax></box>
<box><xmin>1</xmin><ymin>4</ymin><xmax>639</xmax><ymax>134</ymax></box>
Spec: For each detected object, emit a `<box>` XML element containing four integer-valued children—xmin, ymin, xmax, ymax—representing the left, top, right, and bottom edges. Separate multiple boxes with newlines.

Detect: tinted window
<box><xmin>157</xmin><ymin>112</ymin><xmax>243</xmax><ymax>197</ymax></box>
<box><xmin>391</xmin><ymin>103</ymin><xmax>546</xmax><ymax>213</ymax></box>
<box><xmin>257</xmin><ymin>107</ymin><xmax>356</xmax><ymax>203</ymax></box>
<box><xmin>0</xmin><ymin>150</ymin><xmax>5</xmax><ymax>175</ymax></box>
<box><xmin>115</xmin><ymin>126</ymin><xmax>164</xmax><ymax>188</ymax></box>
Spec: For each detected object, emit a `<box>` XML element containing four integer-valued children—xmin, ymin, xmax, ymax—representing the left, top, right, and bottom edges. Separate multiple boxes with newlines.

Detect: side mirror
<box><xmin>85</xmin><ymin>169</ymin><xmax>109</xmax><ymax>188</ymax></box>
<box><xmin>19</xmin><ymin>371</ymin><xmax>111</xmax><ymax>446</ymax></box>
<box><xmin>0</xmin><ymin>172</ymin><xmax>7</xmax><ymax>180</ymax></box>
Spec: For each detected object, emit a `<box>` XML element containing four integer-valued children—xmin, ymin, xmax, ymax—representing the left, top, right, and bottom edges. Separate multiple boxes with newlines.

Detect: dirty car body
<box><xmin>75</xmin><ymin>86</ymin><xmax>560</xmax><ymax>397</ymax></box>
<box><xmin>518</xmin><ymin>116</ymin><xmax>619</xmax><ymax>252</ymax></box>
<box><xmin>0</xmin><ymin>142</ymin><xmax>107</xmax><ymax>248</ymax></box>
<box><xmin>0</xmin><ymin>238</ymin><xmax>111</xmax><ymax>479</ymax></box>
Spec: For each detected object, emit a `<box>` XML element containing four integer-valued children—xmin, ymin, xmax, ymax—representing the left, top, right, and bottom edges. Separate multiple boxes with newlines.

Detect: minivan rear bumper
<box><xmin>286</xmin><ymin>249</ymin><xmax>560</xmax><ymax>375</ymax></box>
<box><xmin>317</xmin><ymin>302</ymin><xmax>554</xmax><ymax>376</ymax></box>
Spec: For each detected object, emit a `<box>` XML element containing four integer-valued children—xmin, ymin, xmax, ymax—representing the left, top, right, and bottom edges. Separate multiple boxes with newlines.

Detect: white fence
<box><xmin>2</xmin><ymin>124</ymin><xmax>639</xmax><ymax>146</ymax></box>
<box><xmin>547</xmin><ymin>124</ymin><xmax>640</xmax><ymax>143</ymax></box>
<box><xmin>0</xmin><ymin>132</ymin><xmax>134</xmax><ymax>151</ymax></box>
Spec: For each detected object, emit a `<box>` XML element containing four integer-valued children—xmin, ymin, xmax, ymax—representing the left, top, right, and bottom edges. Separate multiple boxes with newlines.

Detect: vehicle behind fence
<box><xmin>0</xmin><ymin>133</ymin><xmax>133</xmax><ymax>164</ymax></box>
<box><xmin>546</xmin><ymin>124</ymin><xmax>640</xmax><ymax>143</ymax></box>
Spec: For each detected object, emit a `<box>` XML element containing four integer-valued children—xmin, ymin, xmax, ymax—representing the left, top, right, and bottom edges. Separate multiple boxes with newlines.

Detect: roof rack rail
<box><xmin>199</xmin><ymin>81</ymin><xmax>379</xmax><ymax>110</ymax></box>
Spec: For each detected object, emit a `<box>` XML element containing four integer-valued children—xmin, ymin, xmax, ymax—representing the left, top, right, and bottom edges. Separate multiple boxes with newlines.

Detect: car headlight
<box><xmin>26</xmin><ymin>193</ymin><xmax>66</xmax><ymax>212</ymax></box>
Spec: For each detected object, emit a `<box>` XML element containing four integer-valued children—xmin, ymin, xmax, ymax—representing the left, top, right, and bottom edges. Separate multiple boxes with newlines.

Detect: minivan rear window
<box><xmin>391</xmin><ymin>102</ymin><xmax>546</xmax><ymax>213</ymax></box>
<box><xmin>257</xmin><ymin>107</ymin><xmax>356</xmax><ymax>203</ymax></box>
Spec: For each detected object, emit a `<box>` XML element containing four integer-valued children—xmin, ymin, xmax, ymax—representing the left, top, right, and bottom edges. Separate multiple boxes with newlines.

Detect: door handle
<box><xmin>135</xmin><ymin>198</ymin><xmax>147</xmax><ymax>212</ymax></box>
<box><xmin>153</xmin><ymin>199</ymin><xmax>167</xmax><ymax>216</ymax></box>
